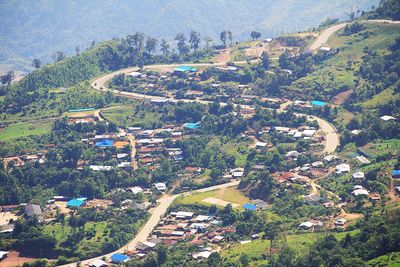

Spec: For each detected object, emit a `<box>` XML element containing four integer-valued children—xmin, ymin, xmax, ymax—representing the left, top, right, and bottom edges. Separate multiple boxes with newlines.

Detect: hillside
<box><xmin>0</xmin><ymin>0</ymin><xmax>379</xmax><ymax>72</ymax></box>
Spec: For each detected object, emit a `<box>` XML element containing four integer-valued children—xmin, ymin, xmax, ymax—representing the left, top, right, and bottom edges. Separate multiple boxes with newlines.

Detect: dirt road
<box><xmin>58</xmin><ymin>180</ymin><xmax>239</xmax><ymax>267</ymax></box>
<box><xmin>309</xmin><ymin>23</ymin><xmax>347</xmax><ymax>51</ymax></box>
<box><xmin>127</xmin><ymin>134</ymin><xmax>138</xmax><ymax>170</ymax></box>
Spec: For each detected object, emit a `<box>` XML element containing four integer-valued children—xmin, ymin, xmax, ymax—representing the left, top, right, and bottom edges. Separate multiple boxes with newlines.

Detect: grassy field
<box><xmin>44</xmin><ymin>220</ymin><xmax>108</xmax><ymax>256</ymax></box>
<box><xmin>360</xmin><ymin>139</ymin><xmax>400</xmax><ymax>158</ymax></box>
<box><xmin>173</xmin><ymin>186</ymin><xmax>249</xmax><ymax>210</ymax></box>
<box><xmin>288</xmin><ymin>22</ymin><xmax>400</xmax><ymax>100</ymax></box>
<box><xmin>207</xmin><ymin>137</ymin><xmax>251</xmax><ymax>167</ymax></box>
<box><xmin>368</xmin><ymin>252</ymin><xmax>400</xmax><ymax>267</ymax></box>
<box><xmin>221</xmin><ymin>230</ymin><xmax>359</xmax><ymax>266</ymax></box>
<box><xmin>0</xmin><ymin>120</ymin><xmax>53</xmax><ymax>141</ymax></box>
<box><xmin>101</xmin><ymin>104</ymin><xmax>161</xmax><ymax>128</ymax></box>
<box><xmin>362</xmin><ymin>87</ymin><xmax>399</xmax><ymax>109</ymax></box>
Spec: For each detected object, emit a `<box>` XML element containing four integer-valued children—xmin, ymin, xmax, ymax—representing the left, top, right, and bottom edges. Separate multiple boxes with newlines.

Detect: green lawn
<box><xmin>173</xmin><ymin>186</ymin><xmax>250</xmax><ymax>210</ymax></box>
<box><xmin>362</xmin><ymin>87</ymin><xmax>399</xmax><ymax>109</ymax></box>
<box><xmin>44</xmin><ymin>220</ymin><xmax>108</xmax><ymax>257</ymax></box>
<box><xmin>288</xmin><ymin>22</ymin><xmax>400</xmax><ymax>100</ymax></box>
<box><xmin>101</xmin><ymin>104</ymin><xmax>161</xmax><ymax>128</ymax></box>
<box><xmin>0</xmin><ymin>120</ymin><xmax>53</xmax><ymax>141</ymax></box>
<box><xmin>221</xmin><ymin>230</ymin><xmax>359</xmax><ymax>266</ymax></box>
<box><xmin>368</xmin><ymin>252</ymin><xmax>400</xmax><ymax>267</ymax></box>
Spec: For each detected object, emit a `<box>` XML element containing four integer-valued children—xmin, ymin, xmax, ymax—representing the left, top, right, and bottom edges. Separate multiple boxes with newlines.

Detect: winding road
<box><xmin>58</xmin><ymin>22</ymin><xmax>350</xmax><ymax>267</ymax></box>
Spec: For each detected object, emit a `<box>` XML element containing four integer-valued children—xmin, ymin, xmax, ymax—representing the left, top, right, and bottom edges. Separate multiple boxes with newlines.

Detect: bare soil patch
<box><xmin>331</xmin><ymin>89</ymin><xmax>353</xmax><ymax>105</ymax></box>
<box><xmin>0</xmin><ymin>251</ymin><xmax>35</xmax><ymax>267</ymax></box>
<box><xmin>202</xmin><ymin>197</ymin><xmax>240</xmax><ymax>208</ymax></box>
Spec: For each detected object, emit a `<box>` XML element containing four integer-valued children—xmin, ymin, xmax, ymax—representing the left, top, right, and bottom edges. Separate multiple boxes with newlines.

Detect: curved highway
<box><xmin>58</xmin><ymin>21</ymin><xmax>360</xmax><ymax>267</ymax></box>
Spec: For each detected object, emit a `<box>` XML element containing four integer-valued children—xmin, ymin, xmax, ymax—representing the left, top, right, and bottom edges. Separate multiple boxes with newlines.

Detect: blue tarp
<box><xmin>183</xmin><ymin>122</ymin><xmax>200</xmax><ymax>130</ymax></box>
<box><xmin>111</xmin><ymin>254</ymin><xmax>129</xmax><ymax>263</ymax></box>
<box><xmin>68</xmin><ymin>108</ymin><xmax>95</xmax><ymax>112</ymax></box>
<box><xmin>67</xmin><ymin>199</ymin><xmax>85</xmax><ymax>208</ymax></box>
<box><xmin>243</xmin><ymin>203</ymin><xmax>257</xmax><ymax>211</ymax></box>
<box><xmin>95</xmin><ymin>139</ymin><xmax>114</xmax><ymax>147</ymax></box>
<box><xmin>311</xmin><ymin>100</ymin><xmax>328</xmax><ymax>106</ymax></box>
<box><xmin>393</xmin><ymin>170</ymin><xmax>400</xmax><ymax>177</ymax></box>
<box><xmin>174</xmin><ymin>66</ymin><xmax>197</xmax><ymax>72</ymax></box>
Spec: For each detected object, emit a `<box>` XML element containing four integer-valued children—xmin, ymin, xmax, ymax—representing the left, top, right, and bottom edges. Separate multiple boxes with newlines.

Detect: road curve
<box><xmin>309</xmin><ymin>23</ymin><xmax>347</xmax><ymax>51</ymax></box>
<box><xmin>61</xmin><ymin>24</ymin><xmax>355</xmax><ymax>266</ymax></box>
<box><xmin>59</xmin><ymin>180</ymin><xmax>240</xmax><ymax>267</ymax></box>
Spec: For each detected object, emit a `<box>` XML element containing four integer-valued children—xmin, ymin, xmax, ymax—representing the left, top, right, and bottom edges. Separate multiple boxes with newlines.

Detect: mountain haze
<box><xmin>0</xmin><ymin>0</ymin><xmax>379</xmax><ymax>71</ymax></box>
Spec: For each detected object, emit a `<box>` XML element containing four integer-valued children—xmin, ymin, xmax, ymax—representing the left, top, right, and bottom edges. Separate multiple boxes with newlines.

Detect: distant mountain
<box><xmin>0</xmin><ymin>0</ymin><xmax>379</xmax><ymax>72</ymax></box>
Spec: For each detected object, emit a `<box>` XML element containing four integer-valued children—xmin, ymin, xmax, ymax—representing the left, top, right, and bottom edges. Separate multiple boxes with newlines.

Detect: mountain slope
<box><xmin>0</xmin><ymin>0</ymin><xmax>379</xmax><ymax>72</ymax></box>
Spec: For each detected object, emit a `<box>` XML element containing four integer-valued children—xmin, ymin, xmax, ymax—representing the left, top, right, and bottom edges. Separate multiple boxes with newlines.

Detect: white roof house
<box><xmin>88</xmin><ymin>259</ymin><xmax>108</xmax><ymax>267</ymax></box>
<box><xmin>320</xmin><ymin>46</ymin><xmax>332</xmax><ymax>52</ymax></box>
<box><xmin>352</xmin><ymin>188</ymin><xmax>369</xmax><ymax>196</ymax></box>
<box><xmin>380</xmin><ymin>115</ymin><xmax>395</xmax><ymax>121</ymax></box>
<box><xmin>336</xmin><ymin>164</ymin><xmax>350</xmax><ymax>174</ymax></box>
<box><xmin>90</xmin><ymin>165</ymin><xmax>113</xmax><ymax>171</ymax></box>
<box><xmin>255</xmin><ymin>142</ymin><xmax>267</xmax><ymax>148</ymax></box>
<box><xmin>117</xmin><ymin>153</ymin><xmax>129</xmax><ymax>159</ymax></box>
<box><xmin>153</xmin><ymin>182</ymin><xmax>167</xmax><ymax>191</ymax></box>
<box><xmin>352</xmin><ymin>172</ymin><xmax>365</xmax><ymax>181</ymax></box>
<box><xmin>128</xmin><ymin>186</ymin><xmax>144</xmax><ymax>194</ymax></box>
<box><xmin>335</xmin><ymin>218</ymin><xmax>347</xmax><ymax>226</ymax></box>
<box><xmin>286</xmin><ymin>150</ymin><xmax>301</xmax><ymax>158</ymax></box>
<box><xmin>193</xmin><ymin>251</ymin><xmax>212</xmax><ymax>259</ymax></box>
<box><xmin>293</xmin><ymin>131</ymin><xmax>303</xmax><ymax>138</ymax></box>
<box><xmin>195</xmin><ymin>215</ymin><xmax>211</xmax><ymax>222</ymax></box>
<box><xmin>302</xmin><ymin>129</ymin><xmax>316</xmax><ymax>137</ymax></box>
<box><xmin>171</xmin><ymin>231</ymin><xmax>185</xmax><ymax>236</ymax></box>
<box><xmin>299</xmin><ymin>221</ymin><xmax>314</xmax><ymax>229</ymax></box>
<box><xmin>0</xmin><ymin>251</ymin><xmax>8</xmax><ymax>260</ymax></box>
<box><xmin>324</xmin><ymin>155</ymin><xmax>339</xmax><ymax>162</ymax></box>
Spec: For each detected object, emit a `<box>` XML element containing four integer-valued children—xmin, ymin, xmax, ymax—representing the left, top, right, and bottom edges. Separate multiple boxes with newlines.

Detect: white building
<box><xmin>153</xmin><ymin>182</ymin><xmax>167</xmax><ymax>191</ymax></box>
<box><xmin>336</xmin><ymin>164</ymin><xmax>350</xmax><ymax>174</ymax></box>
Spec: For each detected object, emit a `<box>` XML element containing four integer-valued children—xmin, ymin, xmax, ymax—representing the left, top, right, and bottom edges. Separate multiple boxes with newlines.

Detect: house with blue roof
<box><xmin>183</xmin><ymin>122</ymin><xmax>200</xmax><ymax>130</ymax></box>
<box><xmin>243</xmin><ymin>203</ymin><xmax>257</xmax><ymax>211</ymax></box>
<box><xmin>393</xmin><ymin>170</ymin><xmax>400</xmax><ymax>178</ymax></box>
<box><xmin>67</xmin><ymin>198</ymin><xmax>87</xmax><ymax>209</ymax></box>
<box><xmin>111</xmin><ymin>253</ymin><xmax>129</xmax><ymax>264</ymax></box>
<box><xmin>95</xmin><ymin>139</ymin><xmax>114</xmax><ymax>147</ymax></box>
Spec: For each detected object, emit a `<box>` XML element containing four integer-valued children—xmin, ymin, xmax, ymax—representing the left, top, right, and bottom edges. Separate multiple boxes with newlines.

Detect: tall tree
<box><xmin>145</xmin><ymin>37</ymin><xmax>158</xmax><ymax>55</ymax></box>
<box><xmin>220</xmin><ymin>31</ymin><xmax>227</xmax><ymax>47</ymax></box>
<box><xmin>0</xmin><ymin>70</ymin><xmax>15</xmax><ymax>86</ymax></box>
<box><xmin>160</xmin><ymin>39</ymin><xmax>170</xmax><ymax>56</ymax></box>
<box><xmin>75</xmin><ymin>45</ymin><xmax>80</xmax><ymax>54</ymax></box>
<box><xmin>251</xmin><ymin>31</ymin><xmax>262</xmax><ymax>40</ymax></box>
<box><xmin>189</xmin><ymin>30</ymin><xmax>201</xmax><ymax>52</ymax></box>
<box><xmin>175</xmin><ymin>33</ymin><xmax>189</xmax><ymax>55</ymax></box>
<box><xmin>32</xmin><ymin>59</ymin><xmax>41</xmax><ymax>69</ymax></box>
<box><xmin>127</xmin><ymin>32</ymin><xmax>145</xmax><ymax>52</ymax></box>
<box><xmin>52</xmin><ymin>51</ymin><xmax>65</xmax><ymax>63</ymax></box>
<box><xmin>227</xmin><ymin>30</ymin><xmax>233</xmax><ymax>46</ymax></box>
<box><xmin>260</xmin><ymin>51</ymin><xmax>270</xmax><ymax>70</ymax></box>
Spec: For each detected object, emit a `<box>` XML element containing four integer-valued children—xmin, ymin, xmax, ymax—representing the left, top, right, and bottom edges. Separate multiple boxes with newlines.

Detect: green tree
<box><xmin>189</xmin><ymin>30</ymin><xmax>201</xmax><ymax>52</ymax></box>
<box><xmin>175</xmin><ymin>33</ymin><xmax>189</xmax><ymax>55</ymax></box>
<box><xmin>160</xmin><ymin>39</ymin><xmax>170</xmax><ymax>56</ymax></box>
<box><xmin>145</xmin><ymin>37</ymin><xmax>158</xmax><ymax>55</ymax></box>
<box><xmin>32</xmin><ymin>59</ymin><xmax>41</xmax><ymax>69</ymax></box>
<box><xmin>220</xmin><ymin>31</ymin><xmax>228</xmax><ymax>47</ymax></box>
<box><xmin>260</xmin><ymin>51</ymin><xmax>270</xmax><ymax>70</ymax></box>
<box><xmin>251</xmin><ymin>31</ymin><xmax>261</xmax><ymax>40</ymax></box>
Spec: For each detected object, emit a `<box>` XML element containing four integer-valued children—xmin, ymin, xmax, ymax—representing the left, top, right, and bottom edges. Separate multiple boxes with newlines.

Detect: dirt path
<box><xmin>127</xmin><ymin>134</ymin><xmax>138</xmax><ymax>170</ymax></box>
<box><xmin>309</xmin><ymin>23</ymin><xmax>347</xmax><ymax>51</ymax></box>
<box><xmin>387</xmin><ymin>177</ymin><xmax>399</xmax><ymax>204</ymax></box>
<box><xmin>58</xmin><ymin>180</ymin><xmax>240</xmax><ymax>267</ymax></box>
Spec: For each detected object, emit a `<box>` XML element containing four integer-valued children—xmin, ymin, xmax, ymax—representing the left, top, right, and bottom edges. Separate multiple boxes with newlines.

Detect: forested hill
<box><xmin>0</xmin><ymin>0</ymin><xmax>379</xmax><ymax>72</ymax></box>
